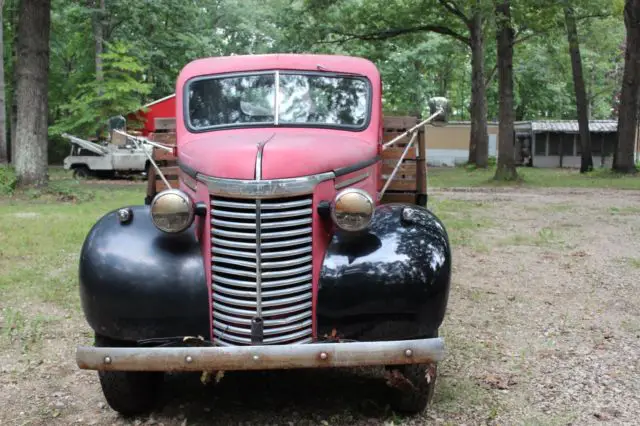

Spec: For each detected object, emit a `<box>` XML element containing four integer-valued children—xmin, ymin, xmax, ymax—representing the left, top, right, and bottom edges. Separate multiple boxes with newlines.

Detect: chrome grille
<box><xmin>210</xmin><ymin>194</ymin><xmax>314</xmax><ymax>346</ymax></box>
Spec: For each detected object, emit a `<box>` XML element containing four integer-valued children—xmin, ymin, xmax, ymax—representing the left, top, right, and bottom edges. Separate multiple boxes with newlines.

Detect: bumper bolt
<box><xmin>185</xmin><ymin>356</ymin><xmax>193</xmax><ymax>363</ymax></box>
<box><xmin>405</xmin><ymin>349</ymin><xmax>413</xmax><ymax>357</ymax></box>
<box><xmin>319</xmin><ymin>352</ymin><xmax>328</xmax><ymax>360</ymax></box>
<box><xmin>104</xmin><ymin>356</ymin><xmax>112</xmax><ymax>364</ymax></box>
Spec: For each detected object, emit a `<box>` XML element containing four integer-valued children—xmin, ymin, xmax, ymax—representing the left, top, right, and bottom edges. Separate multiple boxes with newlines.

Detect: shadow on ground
<box><xmin>144</xmin><ymin>367</ymin><xmax>407</xmax><ymax>424</ymax></box>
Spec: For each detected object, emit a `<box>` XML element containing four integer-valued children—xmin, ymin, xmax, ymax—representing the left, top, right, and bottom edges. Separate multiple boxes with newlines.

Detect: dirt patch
<box><xmin>1</xmin><ymin>187</ymin><xmax>639</xmax><ymax>425</ymax></box>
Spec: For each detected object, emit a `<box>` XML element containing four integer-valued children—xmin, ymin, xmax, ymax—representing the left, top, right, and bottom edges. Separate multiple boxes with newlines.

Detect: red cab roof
<box><xmin>176</xmin><ymin>53</ymin><xmax>381</xmax><ymax>86</ymax></box>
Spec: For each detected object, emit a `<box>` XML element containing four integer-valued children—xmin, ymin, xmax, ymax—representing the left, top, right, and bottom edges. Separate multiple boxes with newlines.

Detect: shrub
<box><xmin>0</xmin><ymin>165</ymin><xmax>17</xmax><ymax>195</ymax></box>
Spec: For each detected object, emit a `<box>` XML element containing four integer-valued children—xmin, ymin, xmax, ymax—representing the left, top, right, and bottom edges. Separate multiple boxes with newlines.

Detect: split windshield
<box><xmin>187</xmin><ymin>72</ymin><xmax>370</xmax><ymax>131</ymax></box>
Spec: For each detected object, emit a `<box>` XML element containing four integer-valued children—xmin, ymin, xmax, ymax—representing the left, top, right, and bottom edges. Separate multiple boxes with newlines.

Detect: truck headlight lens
<box><xmin>331</xmin><ymin>188</ymin><xmax>374</xmax><ymax>232</ymax></box>
<box><xmin>150</xmin><ymin>189</ymin><xmax>195</xmax><ymax>233</ymax></box>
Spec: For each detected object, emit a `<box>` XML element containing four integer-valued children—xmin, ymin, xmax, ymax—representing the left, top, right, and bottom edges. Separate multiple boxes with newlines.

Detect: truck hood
<box><xmin>179</xmin><ymin>131</ymin><xmax>378</xmax><ymax>180</ymax></box>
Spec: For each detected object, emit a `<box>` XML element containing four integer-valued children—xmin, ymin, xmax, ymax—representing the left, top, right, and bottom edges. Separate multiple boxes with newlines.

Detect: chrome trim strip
<box><xmin>261</xmin><ymin>264</ymin><xmax>312</xmax><ymax>279</ymax></box>
<box><xmin>212</xmin><ymin>300</ymin><xmax>312</xmax><ymax>317</ymax></box>
<box><xmin>212</xmin><ymin>244</ymin><xmax>311</xmax><ymax>259</ymax></box>
<box><xmin>261</xmin><ymin>227</ymin><xmax>313</xmax><ymax>239</ymax></box>
<box><xmin>335</xmin><ymin>172</ymin><xmax>370</xmax><ymax>190</ymax></box>
<box><xmin>211</xmin><ymin>235</ymin><xmax>312</xmax><ymax>250</ymax></box>
<box><xmin>212</xmin><ymin>273</ymin><xmax>313</xmax><ymax>288</ymax></box>
<box><xmin>213</xmin><ymin>318</ymin><xmax>313</xmax><ymax>336</ymax></box>
<box><xmin>261</xmin><ymin>255</ymin><xmax>313</xmax><ymax>269</ymax></box>
<box><xmin>214</xmin><ymin>309</ymin><xmax>311</xmax><ymax>326</ymax></box>
<box><xmin>198</xmin><ymin>172</ymin><xmax>335</xmax><ymax>199</ymax></box>
<box><xmin>212</xmin><ymin>283</ymin><xmax>312</xmax><ymax>299</ymax></box>
<box><xmin>76</xmin><ymin>337</ymin><xmax>447</xmax><ymax>371</ymax></box>
<box><xmin>255</xmin><ymin>198</ymin><xmax>262</xmax><ymax>318</ymax></box>
<box><xmin>213</xmin><ymin>292</ymin><xmax>311</xmax><ymax>309</ymax></box>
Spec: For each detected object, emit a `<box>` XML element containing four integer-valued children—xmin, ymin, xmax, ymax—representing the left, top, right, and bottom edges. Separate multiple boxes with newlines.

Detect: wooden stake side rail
<box><xmin>145</xmin><ymin>132</ymin><xmax>178</xmax><ymax>205</ymax></box>
<box><xmin>144</xmin><ymin>116</ymin><xmax>428</xmax><ymax>206</ymax></box>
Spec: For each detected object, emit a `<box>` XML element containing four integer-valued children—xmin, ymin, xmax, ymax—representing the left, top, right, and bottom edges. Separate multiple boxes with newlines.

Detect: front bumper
<box><xmin>76</xmin><ymin>338</ymin><xmax>445</xmax><ymax>372</ymax></box>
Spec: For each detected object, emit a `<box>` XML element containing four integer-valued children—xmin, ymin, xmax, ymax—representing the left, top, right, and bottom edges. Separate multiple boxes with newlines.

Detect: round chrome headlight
<box><xmin>150</xmin><ymin>189</ymin><xmax>195</xmax><ymax>233</ymax></box>
<box><xmin>330</xmin><ymin>188</ymin><xmax>375</xmax><ymax>232</ymax></box>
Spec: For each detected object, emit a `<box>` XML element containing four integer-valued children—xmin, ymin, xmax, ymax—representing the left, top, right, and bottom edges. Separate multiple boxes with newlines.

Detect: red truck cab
<box><xmin>75</xmin><ymin>54</ymin><xmax>452</xmax><ymax>417</ymax></box>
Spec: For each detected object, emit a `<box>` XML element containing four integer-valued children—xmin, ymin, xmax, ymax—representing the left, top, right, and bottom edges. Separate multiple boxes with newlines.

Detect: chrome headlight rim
<box><xmin>150</xmin><ymin>188</ymin><xmax>195</xmax><ymax>234</ymax></box>
<box><xmin>330</xmin><ymin>187</ymin><xmax>375</xmax><ymax>233</ymax></box>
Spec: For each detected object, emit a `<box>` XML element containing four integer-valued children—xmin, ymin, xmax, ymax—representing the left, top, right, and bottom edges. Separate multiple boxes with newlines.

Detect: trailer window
<box><xmin>186</xmin><ymin>71</ymin><xmax>371</xmax><ymax>131</ymax></box>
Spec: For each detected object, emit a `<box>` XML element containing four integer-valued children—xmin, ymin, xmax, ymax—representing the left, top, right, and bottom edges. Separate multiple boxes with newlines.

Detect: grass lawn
<box><xmin>427</xmin><ymin>165</ymin><xmax>640</xmax><ymax>190</ymax></box>
<box><xmin>0</xmin><ymin>177</ymin><xmax>146</xmax><ymax>315</ymax></box>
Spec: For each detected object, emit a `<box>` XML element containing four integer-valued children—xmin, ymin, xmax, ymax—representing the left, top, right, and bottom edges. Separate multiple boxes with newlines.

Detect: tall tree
<box><xmin>614</xmin><ymin>0</ymin><xmax>640</xmax><ymax>173</ymax></box>
<box><xmin>0</xmin><ymin>0</ymin><xmax>7</xmax><ymax>164</ymax></box>
<box><xmin>494</xmin><ymin>0</ymin><xmax>518</xmax><ymax>181</ymax></box>
<box><xmin>468</xmin><ymin>1</ymin><xmax>490</xmax><ymax>168</ymax></box>
<box><xmin>91</xmin><ymin>0</ymin><xmax>106</xmax><ymax>84</ymax></box>
<box><xmin>13</xmin><ymin>0</ymin><xmax>51</xmax><ymax>186</ymax></box>
<box><xmin>294</xmin><ymin>0</ymin><xmax>493</xmax><ymax>167</ymax></box>
<box><xmin>564</xmin><ymin>2</ymin><xmax>593</xmax><ymax>173</ymax></box>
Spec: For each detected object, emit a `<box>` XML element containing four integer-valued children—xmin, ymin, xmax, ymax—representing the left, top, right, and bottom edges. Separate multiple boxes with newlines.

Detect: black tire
<box><xmin>385</xmin><ymin>362</ymin><xmax>437</xmax><ymax>414</ymax></box>
<box><xmin>73</xmin><ymin>166</ymin><xmax>91</xmax><ymax>179</ymax></box>
<box><xmin>384</xmin><ymin>331</ymin><xmax>439</xmax><ymax>414</ymax></box>
<box><xmin>94</xmin><ymin>334</ymin><xmax>164</xmax><ymax>417</ymax></box>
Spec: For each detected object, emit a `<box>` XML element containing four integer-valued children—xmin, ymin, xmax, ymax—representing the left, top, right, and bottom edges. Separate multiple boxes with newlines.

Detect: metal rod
<box><xmin>112</xmin><ymin>129</ymin><xmax>172</xmax><ymax>190</ymax></box>
<box><xmin>113</xmin><ymin>129</ymin><xmax>173</xmax><ymax>152</ymax></box>
<box><xmin>382</xmin><ymin>108</ymin><xmax>443</xmax><ymax>150</ymax></box>
<box><xmin>379</xmin><ymin>131</ymin><xmax>418</xmax><ymax>200</ymax></box>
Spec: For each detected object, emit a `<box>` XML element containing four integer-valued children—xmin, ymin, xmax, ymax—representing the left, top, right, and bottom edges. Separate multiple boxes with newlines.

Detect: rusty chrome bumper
<box><xmin>76</xmin><ymin>338</ymin><xmax>445</xmax><ymax>372</ymax></box>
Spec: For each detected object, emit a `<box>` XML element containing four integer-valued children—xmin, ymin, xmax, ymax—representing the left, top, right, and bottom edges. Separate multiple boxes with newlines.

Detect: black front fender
<box><xmin>317</xmin><ymin>203</ymin><xmax>451</xmax><ymax>341</ymax></box>
<box><xmin>79</xmin><ymin>205</ymin><xmax>209</xmax><ymax>341</ymax></box>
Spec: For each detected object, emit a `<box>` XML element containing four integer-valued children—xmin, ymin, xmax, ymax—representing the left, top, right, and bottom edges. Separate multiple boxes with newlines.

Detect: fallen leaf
<box><xmin>482</xmin><ymin>373</ymin><xmax>517</xmax><ymax>390</ymax></box>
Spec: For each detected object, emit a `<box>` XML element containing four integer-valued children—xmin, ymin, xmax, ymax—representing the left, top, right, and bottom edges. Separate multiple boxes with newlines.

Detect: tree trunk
<box><xmin>468</xmin><ymin>8</ymin><xmax>489</xmax><ymax>168</ymax></box>
<box><xmin>0</xmin><ymin>0</ymin><xmax>7</xmax><ymax>164</ymax></box>
<box><xmin>92</xmin><ymin>0</ymin><xmax>105</xmax><ymax>83</ymax></box>
<box><xmin>493</xmin><ymin>0</ymin><xmax>518</xmax><ymax>181</ymax></box>
<box><xmin>13</xmin><ymin>0</ymin><xmax>51</xmax><ymax>187</ymax></box>
<box><xmin>614</xmin><ymin>0</ymin><xmax>640</xmax><ymax>173</ymax></box>
<box><xmin>564</xmin><ymin>3</ymin><xmax>593</xmax><ymax>173</ymax></box>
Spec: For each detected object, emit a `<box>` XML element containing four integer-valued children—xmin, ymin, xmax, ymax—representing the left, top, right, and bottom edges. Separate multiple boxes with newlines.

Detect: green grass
<box><xmin>610</xmin><ymin>206</ymin><xmax>640</xmax><ymax>215</ymax></box>
<box><xmin>427</xmin><ymin>166</ymin><xmax>640</xmax><ymax>190</ymax></box>
<box><xmin>428</xmin><ymin>198</ymin><xmax>494</xmax><ymax>251</ymax></box>
<box><xmin>0</xmin><ymin>177</ymin><xmax>145</xmax><ymax>311</ymax></box>
<box><xmin>498</xmin><ymin>227</ymin><xmax>564</xmax><ymax>248</ymax></box>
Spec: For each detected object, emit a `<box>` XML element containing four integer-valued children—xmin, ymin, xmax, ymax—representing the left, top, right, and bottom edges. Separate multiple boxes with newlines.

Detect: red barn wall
<box><xmin>127</xmin><ymin>94</ymin><xmax>176</xmax><ymax>136</ymax></box>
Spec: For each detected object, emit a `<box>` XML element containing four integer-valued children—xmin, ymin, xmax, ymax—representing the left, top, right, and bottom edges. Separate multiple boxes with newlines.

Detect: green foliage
<box><xmin>1</xmin><ymin>0</ymin><xmax>628</xmax><ymax>145</ymax></box>
<box><xmin>0</xmin><ymin>165</ymin><xmax>17</xmax><ymax>195</ymax></box>
<box><xmin>49</xmin><ymin>41</ymin><xmax>152</xmax><ymax>137</ymax></box>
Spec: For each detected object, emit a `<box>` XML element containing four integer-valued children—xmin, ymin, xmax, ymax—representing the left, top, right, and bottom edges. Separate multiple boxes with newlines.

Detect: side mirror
<box><xmin>428</xmin><ymin>97</ymin><xmax>449</xmax><ymax>124</ymax></box>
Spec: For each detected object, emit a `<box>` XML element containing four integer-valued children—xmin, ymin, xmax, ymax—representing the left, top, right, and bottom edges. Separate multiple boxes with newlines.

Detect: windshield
<box><xmin>187</xmin><ymin>71</ymin><xmax>370</xmax><ymax>131</ymax></box>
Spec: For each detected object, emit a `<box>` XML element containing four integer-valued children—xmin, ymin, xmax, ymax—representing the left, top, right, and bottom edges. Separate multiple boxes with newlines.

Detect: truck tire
<box><xmin>385</xmin><ymin>330</ymin><xmax>439</xmax><ymax>414</ymax></box>
<box><xmin>385</xmin><ymin>362</ymin><xmax>437</xmax><ymax>414</ymax></box>
<box><xmin>94</xmin><ymin>334</ymin><xmax>163</xmax><ymax>416</ymax></box>
<box><xmin>73</xmin><ymin>166</ymin><xmax>91</xmax><ymax>179</ymax></box>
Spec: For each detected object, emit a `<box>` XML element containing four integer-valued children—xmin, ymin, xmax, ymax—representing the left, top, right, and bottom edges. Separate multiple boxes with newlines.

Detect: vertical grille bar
<box><xmin>253</xmin><ymin>199</ymin><xmax>263</xmax><ymax>344</ymax></box>
<box><xmin>210</xmin><ymin>194</ymin><xmax>314</xmax><ymax>346</ymax></box>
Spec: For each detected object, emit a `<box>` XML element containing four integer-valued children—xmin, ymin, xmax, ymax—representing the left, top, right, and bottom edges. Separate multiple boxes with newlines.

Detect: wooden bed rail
<box><xmin>144</xmin><ymin>115</ymin><xmax>429</xmax><ymax>206</ymax></box>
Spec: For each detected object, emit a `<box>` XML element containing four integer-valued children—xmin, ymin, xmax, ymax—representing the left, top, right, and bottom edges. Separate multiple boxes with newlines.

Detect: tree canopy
<box><xmin>0</xmin><ymin>0</ymin><xmax>633</xmax><ymax>176</ymax></box>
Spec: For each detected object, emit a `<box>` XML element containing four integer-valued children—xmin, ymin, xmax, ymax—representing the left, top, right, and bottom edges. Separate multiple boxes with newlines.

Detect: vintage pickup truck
<box><xmin>75</xmin><ymin>54</ymin><xmax>452</xmax><ymax>416</ymax></box>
